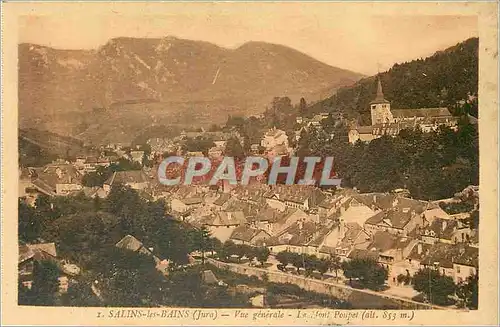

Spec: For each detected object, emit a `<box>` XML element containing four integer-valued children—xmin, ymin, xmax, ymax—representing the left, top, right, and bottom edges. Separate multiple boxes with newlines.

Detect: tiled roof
<box><xmin>356</xmin><ymin>126</ymin><xmax>375</xmax><ymax>134</ymax></box>
<box><xmin>338</xmin><ymin>223</ymin><xmax>365</xmax><ymax>248</ymax></box>
<box><xmin>419</xmin><ymin>243</ymin><xmax>475</xmax><ymax>269</ymax></box>
<box><xmin>201</xmin><ymin>270</ymin><xmax>219</xmax><ymax>284</ymax></box>
<box><xmin>407</xmin><ymin>242</ymin><xmax>433</xmax><ymax>262</ymax></box>
<box><xmin>32</xmin><ymin>164</ymin><xmax>83</xmax><ymax>192</ymax></box>
<box><xmin>452</xmin><ymin>246</ymin><xmax>478</xmax><ymax>268</ymax></box>
<box><xmin>319</xmin><ymin>245</ymin><xmax>337</xmax><ymax>255</ymax></box>
<box><xmin>106</xmin><ymin>170</ymin><xmax>149</xmax><ymax>185</ymax></box>
<box><xmin>348</xmin><ymin>248</ymin><xmax>379</xmax><ymax>260</ymax></box>
<box><xmin>213</xmin><ymin>193</ymin><xmax>231</xmax><ymax>206</ymax></box>
<box><xmin>254</xmin><ymin>207</ymin><xmax>289</xmax><ymax>222</ymax></box>
<box><xmin>217</xmin><ymin>211</ymin><xmax>246</xmax><ymax>226</ymax></box>
<box><xmin>352</xmin><ymin>193</ymin><xmax>396</xmax><ymax>211</ymax></box>
<box><xmin>19</xmin><ymin>245</ymin><xmax>35</xmax><ymax>264</ymax></box>
<box><xmin>308</xmin><ymin>226</ymin><xmax>332</xmax><ymax>247</ymax></box>
<box><xmin>420</xmin><ymin>218</ymin><xmax>466</xmax><ymax>241</ymax></box>
<box><xmin>230</xmin><ymin>226</ymin><xmax>261</xmax><ymax>242</ymax></box>
<box><xmin>28</xmin><ymin>243</ymin><xmax>57</xmax><ymax>257</ymax></box>
<box><xmin>19</xmin><ymin>243</ymin><xmax>58</xmax><ymax>264</ymax></box>
<box><xmin>115</xmin><ymin>235</ymin><xmax>144</xmax><ymax>252</ymax></box>
<box><xmin>182</xmin><ymin>197</ymin><xmax>203</xmax><ymax>205</ymax></box>
<box><xmin>391</xmin><ymin>108</ymin><xmax>452</xmax><ymax>118</ymax></box>
<box><xmin>266</xmin><ymin>185</ymin><xmax>326</xmax><ymax>205</ymax></box>
<box><xmin>365</xmin><ymin>210</ymin><xmax>409</xmax><ymax>229</ymax></box>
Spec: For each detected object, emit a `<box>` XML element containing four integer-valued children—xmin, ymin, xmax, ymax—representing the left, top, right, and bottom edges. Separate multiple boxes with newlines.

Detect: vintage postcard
<box><xmin>1</xmin><ymin>1</ymin><xmax>498</xmax><ymax>326</ymax></box>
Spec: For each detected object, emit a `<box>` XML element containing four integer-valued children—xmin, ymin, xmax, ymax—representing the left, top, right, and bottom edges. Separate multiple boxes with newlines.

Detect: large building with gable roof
<box><xmin>348</xmin><ymin>78</ymin><xmax>459</xmax><ymax>144</ymax></box>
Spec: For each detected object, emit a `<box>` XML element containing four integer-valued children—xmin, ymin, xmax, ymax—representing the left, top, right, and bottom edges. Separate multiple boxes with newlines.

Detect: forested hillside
<box><xmin>308</xmin><ymin>38</ymin><xmax>478</xmax><ymax>124</ymax></box>
<box><xmin>297</xmin><ymin>118</ymin><xmax>478</xmax><ymax>200</ymax></box>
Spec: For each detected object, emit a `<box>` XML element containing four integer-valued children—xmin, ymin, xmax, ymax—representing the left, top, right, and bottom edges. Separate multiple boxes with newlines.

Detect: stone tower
<box><xmin>370</xmin><ymin>78</ymin><xmax>393</xmax><ymax>125</ymax></box>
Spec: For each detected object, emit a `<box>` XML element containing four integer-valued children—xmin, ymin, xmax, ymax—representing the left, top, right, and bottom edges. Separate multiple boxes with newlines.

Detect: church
<box><xmin>348</xmin><ymin>78</ymin><xmax>458</xmax><ymax>144</ymax></box>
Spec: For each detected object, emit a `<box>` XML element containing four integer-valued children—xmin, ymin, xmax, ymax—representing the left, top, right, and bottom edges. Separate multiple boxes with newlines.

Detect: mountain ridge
<box><xmin>306</xmin><ymin>37</ymin><xmax>478</xmax><ymax>124</ymax></box>
<box><xmin>19</xmin><ymin>36</ymin><xmax>364</xmax><ymax>143</ymax></box>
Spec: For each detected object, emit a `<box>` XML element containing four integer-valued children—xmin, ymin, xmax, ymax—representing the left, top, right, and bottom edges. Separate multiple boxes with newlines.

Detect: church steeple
<box><xmin>369</xmin><ymin>76</ymin><xmax>392</xmax><ymax>125</ymax></box>
<box><xmin>370</xmin><ymin>77</ymin><xmax>390</xmax><ymax>104</ymax></box>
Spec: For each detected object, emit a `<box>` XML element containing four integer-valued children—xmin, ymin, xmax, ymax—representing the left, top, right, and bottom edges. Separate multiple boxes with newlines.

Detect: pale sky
<box><xmin>18</xmin><ymin>4</ymin><xmax>478</xmax><ymax>75</ymax></box>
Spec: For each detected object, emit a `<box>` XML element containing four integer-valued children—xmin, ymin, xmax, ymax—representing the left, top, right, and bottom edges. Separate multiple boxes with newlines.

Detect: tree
<box><xmin>276</xmin><ymin>251</ymin><xmax>292</xmax><ymax>271</ymax></box>
<box><xmin>467</xmin><ymin>210</ymin><xmax>479</xmax><ymax>229</ymax></box>
<box><xmin>234</xmin><ymin>244</ymin><xmax>252</xmax><ymax>262</ymax></box>
<box><xmin>207</xmin><ymin>237</ymin><xmax>223</xmax><ymax>257</ymax></box>
<box><xmin>456</xmin><ymin>273</ymin><xmax>478</xmax><ymax>309</ymax></box>
<box><xmin>219</xmin><ymin>240</ymin><xmax>238</xmax><ymax>261</ymax></box>
<box><xmin>316</xmin><ymin>258</ymin><xmax>331</xmax><ymax>277</ymax></box>
<box><xmin>18</xmin><ymin>281</ymin><xmax>36</xmax><ymax>305</ymax></box>
<box><xmin>183</xmin><ymin>137</ymin><xmax>215</xmax><ymax>155</ymax></box>
<box><xmin>82</xmin><ymin>165</ymin><xmax>112</xmax><ymax>187</ymax></box>
<box><xmin>30</xmin><ymin>260</ymin><xmax>61</xmax><ymax>306</ymax></box>
<box><xmin>34</xmin><ymin>194</ymin><xmax>55</xmax><ymax>219</ymax></box>
<box><xmin>245</xmin><ymin>246</ymin><xmax>256</xmax><ymax>265</ymax></box>
<box><xmin>255</xmin><ymin>247</ymin><xmax>270</xmax><ymax>266</ymax></box>
<box><xmin>44</xmin><ymin>211</ymin><xmax>120</xmax><ymax>267</ymax></box>
<box><xmin>189</xmin><ymin>227</ymin><xmax>211</xmax><ymax>264</ymax></box>
<box><xmin>105</xmin><ymin>184</ymin><xmax>147</xmax><ymax>236</ymax></box>
<box><xmin>91</xmin><ymin>248</ymin><xmax>168</xmax><ymax>307</ymax></box>
<box><xmin>341</xmin><ymin>258</ymin><xmax>388</xmax><ymax>290</ymax></box>
<box><xmin>18</xmin><ymin>199</ymin><xmax>41</xmax><ymax>242</ymax></box>
<box><xmin>224</xmin><ymin>137</ymin><xmax>245</xmax><ymax>159</ymax></box>
<box><xmin>290</xmin><ymin>253</ymin><xmax>304</xmax><ymax>273</ymax></box>
<box><xmin>298</xmin><ymin>97</ymin><xmax>307</xmax><ymax>116</ymax></box>
<box><xmin>329</xmin><ymin>255</ymin><xmax>342</xmax><ymax>281</ymax></box>
<box><xmin>413</xmin><ymin>268</ymin><xmax>456</xmax><ymax>305</ymax></box>
<box><xmin>60</xmin><ymin>281</ymin><xmax>101</xmax><ymax>307</ymax></box>
<box><xmin>152</xmin><ymin>219</ymin><xmax>193</xmax><ymax>265</ymax></box>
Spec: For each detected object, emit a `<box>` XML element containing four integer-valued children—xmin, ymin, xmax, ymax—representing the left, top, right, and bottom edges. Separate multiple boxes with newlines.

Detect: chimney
<box><xmin>417</xmin><ymin>243</ymin><xmax>422</xmax><ymax>255</ymax></box>
<box><xmin>393</xmin><ymin>198</ymin><xmax>399</xmax><ymax>207</ymax></box>
<box><xmin>373</xmin><ymin>194</ymin><xmax>377</xmax><ymax>203</ymax></box>
<box><xmin>55</xmin><ymin>168</ymin><xmax>63</xmax><ymax>179</ymax></box>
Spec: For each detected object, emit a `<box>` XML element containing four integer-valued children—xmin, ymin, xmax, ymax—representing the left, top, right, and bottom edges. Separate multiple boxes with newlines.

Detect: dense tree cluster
<box><xmin>81</xmin><ymin>157</ymin><xmax>144</xmax><ymax>187</ymax></box>
<box><xmin>182</xmin><ymin>136</ymin><xmax>215</xmax><ymax>155</ymax></box>
<box><xmin>19</xmin><ymin>260</ymin><xmax>61</xmax><ymax>306</ymax></box>
<box><xmin>308</xmin><ymin>38</ymin><xmax>478</xmax><ymax>124</ymax></box>
<box><xmin>275</xmin><ymin>251</ymin><xmax>342</xmax><ymax>279</ymax></box>
<box><xmin>412</xmin><ymin>268</ymin><xmax>456</xmax><ymax>305</ymax></box>
<box><xmin>217</xmin><ymin>241</ymin><xmax>270</xmax><ymax>266</ymax></box>
<box><xmin>19</xmin><ymin>185</ymin><xmax>224</xmax><ymax>268</ymax></box>
<box><xmin>456</xmin><ymin>273</ymin><xmax>478</xmax><ymax>309</ymax></box>
<box><xmin>297</xmin><ymin>119</ymin><xmax>478</xmax><ymax>200</ymax></box>
<box><xmin>18</xmin><ymin>138</ymin><xmax>57</xmax><ymax>167</ymax></box>
<box><xmin>341</xmin><ymin>258</ymin><xmax>388</xmax><ymax>291</ymax></box>
<box><xmin>18</xmin><ymin>186</ymin><xmax>244</xmax><ymax>307</ymax></box>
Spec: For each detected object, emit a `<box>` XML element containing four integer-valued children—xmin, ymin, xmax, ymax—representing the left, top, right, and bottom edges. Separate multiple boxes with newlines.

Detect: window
<box><xmin>457</xmin><ymin>266</ymin><xmax>461</xmax><ymax>273</ymax></box>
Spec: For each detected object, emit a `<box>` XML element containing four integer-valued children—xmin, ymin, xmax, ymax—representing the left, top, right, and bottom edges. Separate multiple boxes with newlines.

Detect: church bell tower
<box><xmin>370</xmin><ymin>78</ymin><xmax>392</xmax><ymax>125</ymax></box>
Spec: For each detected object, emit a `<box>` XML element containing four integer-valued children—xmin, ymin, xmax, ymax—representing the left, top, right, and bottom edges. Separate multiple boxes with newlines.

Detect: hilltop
<box><xmin>307</xmin><ymin>38</ymin><xmax>478</xmax><ymax>124</ymax></box>
<box><xmin>18</xmin><ymin>37</ymin><xmax>363</xmax><ymax>143</ymax></box>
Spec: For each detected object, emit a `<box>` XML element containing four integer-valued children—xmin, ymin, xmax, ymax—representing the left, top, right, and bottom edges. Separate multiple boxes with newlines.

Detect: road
<box><xmin>227</xmin><ymin>255</ymin><xmax>435</xmax><ymax>309</ymax></box>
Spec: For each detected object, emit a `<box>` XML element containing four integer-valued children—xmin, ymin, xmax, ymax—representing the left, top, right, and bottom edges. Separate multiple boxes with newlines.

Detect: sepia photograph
<box><xmin>1</xmin><ymin>2</ymin><xmax>498</xmax><ymax>326</ymax></box>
